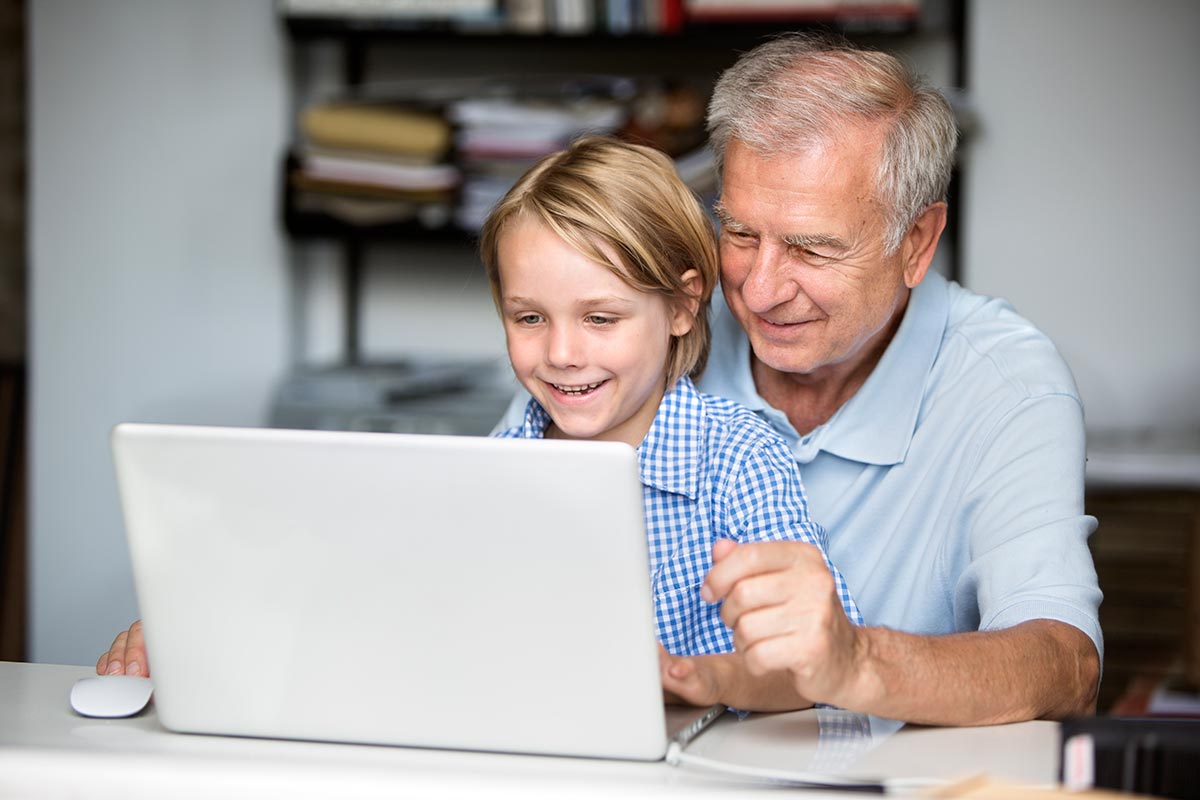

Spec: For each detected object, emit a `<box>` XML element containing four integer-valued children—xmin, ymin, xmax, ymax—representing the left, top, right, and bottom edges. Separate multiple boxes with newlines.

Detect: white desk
<box><xmin>0</xmin><ymin>662</ymin><xmax>1061</xmax><ymax>799</ymax></box>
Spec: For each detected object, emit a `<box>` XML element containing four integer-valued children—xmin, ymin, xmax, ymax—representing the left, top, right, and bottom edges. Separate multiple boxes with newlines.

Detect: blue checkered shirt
<box><xmin>495</xmin><ymin>376</ymin><xmax>862</xmax><ymax>656</ymax></box>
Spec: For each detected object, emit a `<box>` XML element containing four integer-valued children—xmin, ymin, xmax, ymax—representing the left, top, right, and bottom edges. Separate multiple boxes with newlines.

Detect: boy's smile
<box><xmin>497</xmin><ymin>217</ymin><xmax>694</xmax><ymax>448</ymax></box>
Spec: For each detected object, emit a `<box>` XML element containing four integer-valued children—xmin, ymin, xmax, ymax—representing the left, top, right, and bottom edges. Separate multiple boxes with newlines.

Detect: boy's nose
<box><xmin>546</xmin><ymin>324</ymin><xmax>584</xmax><ymax>368</ymax></box>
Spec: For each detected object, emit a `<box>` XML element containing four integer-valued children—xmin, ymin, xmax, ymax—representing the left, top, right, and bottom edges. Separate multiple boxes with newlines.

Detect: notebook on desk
<box><xmin>110</xmin><ymin>422</ymin><xmax>723</xmax><ymax>761</ymax></box>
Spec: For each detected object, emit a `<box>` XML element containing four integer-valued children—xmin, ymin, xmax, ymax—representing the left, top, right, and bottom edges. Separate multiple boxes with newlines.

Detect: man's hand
<box><xmin>701</xmin><ymin>540</ymin><xmax>1101</xmax><ymax>724</ymax></box>
<box><xmin>701</xmin><ymin>539</ymin><xmax>866</xmax><ymax>708</ymax></box>
<box><xmin>96</xmin><ymin>620</ymin><xmax>150</xmax><ymax>678</ymax></box>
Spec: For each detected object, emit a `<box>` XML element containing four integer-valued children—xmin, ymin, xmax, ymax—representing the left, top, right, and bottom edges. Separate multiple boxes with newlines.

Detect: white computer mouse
<box><xmin>69</xmin><ymin>674</ymin><xmax>154</xmax><ymax>718</ymax></box>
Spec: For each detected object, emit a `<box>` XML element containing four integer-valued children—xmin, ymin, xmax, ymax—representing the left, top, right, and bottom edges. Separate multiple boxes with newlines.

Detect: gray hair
<box><xmin>707</xmin><ymin>32</ymin><xmax>958</xmax><ymax>253</ymax></box>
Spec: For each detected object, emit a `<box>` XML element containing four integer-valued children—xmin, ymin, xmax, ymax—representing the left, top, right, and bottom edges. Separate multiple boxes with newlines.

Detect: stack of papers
<box><xmin>448</xmin><ymin>94</ymin><xmax>627</xmax><ymax>230</ymax></box>
<box><xmin>291</xmin><ymin>102</ymin><xmax>460</xmax><ymax>229</ymax></box>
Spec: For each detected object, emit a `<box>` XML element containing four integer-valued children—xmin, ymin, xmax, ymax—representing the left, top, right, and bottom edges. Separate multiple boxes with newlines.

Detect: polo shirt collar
<box><xmin>820</xmin><ymin>270</ymin><xmax>949</xmax><ymax>466</ymax></box>
<box><xmin>702</xmin><ymin>273</ymin><xmax>948</xmax><ymax>467</ymax></box>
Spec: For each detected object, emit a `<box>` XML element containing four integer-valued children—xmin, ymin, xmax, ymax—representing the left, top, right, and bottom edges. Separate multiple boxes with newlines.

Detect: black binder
<box><xmin>1060</xmin><ymin>717</ymin><xmax>1200</xmax><ymax>799</ymax></box>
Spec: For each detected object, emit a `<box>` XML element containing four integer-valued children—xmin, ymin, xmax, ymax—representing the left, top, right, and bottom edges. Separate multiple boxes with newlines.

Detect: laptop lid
<box><xmin>111</xmin><ymin>422</ymin><xmax>684</xmax><ymax>760</ymax></box>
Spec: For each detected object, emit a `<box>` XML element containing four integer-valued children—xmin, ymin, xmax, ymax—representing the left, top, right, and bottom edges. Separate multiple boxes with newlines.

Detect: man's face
<box><xmin>717</xmin><ymin>132</ymin><xmax>916</xmax><ymax>383</ymax></box>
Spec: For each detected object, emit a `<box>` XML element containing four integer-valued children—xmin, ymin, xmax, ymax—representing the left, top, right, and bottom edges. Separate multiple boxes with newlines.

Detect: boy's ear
<box><xmin>669</xmin><ymin>269</ymin><xmax>703</xmax><ymax>337</ymax></box>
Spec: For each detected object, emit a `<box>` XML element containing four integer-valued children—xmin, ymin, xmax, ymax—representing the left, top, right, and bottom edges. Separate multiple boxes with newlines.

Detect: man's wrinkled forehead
<box><xmin>719</xmin><ymin>131</ymin><xmax>887</xmax><ymax>200</ymax></box>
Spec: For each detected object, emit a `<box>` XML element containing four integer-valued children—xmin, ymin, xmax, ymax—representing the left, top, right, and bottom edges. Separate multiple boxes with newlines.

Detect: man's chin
<box><xmin>748</xmin><ymin>339</ymin><xmax>823</xmax><ymax>378</ymax></box>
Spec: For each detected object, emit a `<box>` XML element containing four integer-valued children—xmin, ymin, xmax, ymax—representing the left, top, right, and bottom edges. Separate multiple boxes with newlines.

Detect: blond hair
<box><xmin>708</xmin><ymin>32</ymin><xmax>958</xmax><ymax>253</ymax></box>
<box><xmin>479</xmin><ymin>135</ymin><xmax>718</xmax><ymax>384</ymax></box>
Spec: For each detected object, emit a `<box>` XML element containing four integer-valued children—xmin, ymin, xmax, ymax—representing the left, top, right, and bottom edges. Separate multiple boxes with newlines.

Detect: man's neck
<box><xmin>751</xmin><ymin>296</ymin><xmax>909</xmax><ymax>437</ymax></box>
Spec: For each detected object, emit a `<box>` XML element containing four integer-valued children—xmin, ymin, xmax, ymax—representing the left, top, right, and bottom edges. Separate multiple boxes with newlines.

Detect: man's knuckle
<box><xmin>729</xmin><ymin>581</ymin><xmax>754</xmax><ymax>610</ymax></box>
<box><xmin>744</xmin><ymin>646</ymin><xmax>770</xmax><ymax>676</ymax></box>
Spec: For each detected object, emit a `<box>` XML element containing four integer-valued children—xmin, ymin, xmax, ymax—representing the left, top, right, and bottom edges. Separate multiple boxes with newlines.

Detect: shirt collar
<box><xmin>517</xmin><ymin>377</ymin><xmax>704</xmax><ymax>499</ymax></box>
<box><xmin>516</xmin><ymin>397</ymin><xmax>553</xmax><ymax>438</ymax></box>
<box><xmin>820</xmin><ymin>270</ymin><xmax>949</xmax><ymax>466</ymax></box>
<box><xmin>638</xmin><ymin>376</ymin><xmax>704</xmax><ymax>499</ymax></box>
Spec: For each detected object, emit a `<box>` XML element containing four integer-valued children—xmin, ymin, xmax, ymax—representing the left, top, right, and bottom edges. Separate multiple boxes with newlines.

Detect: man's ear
<box><xmin>900</xmin><ymin>202</ymin><xmax>948</xmax><ymax>288</ymax></box>
<box><xmin>670</xmin><ymin>269</ymin><xmax>703</xmax><ymax>336</ymax></box>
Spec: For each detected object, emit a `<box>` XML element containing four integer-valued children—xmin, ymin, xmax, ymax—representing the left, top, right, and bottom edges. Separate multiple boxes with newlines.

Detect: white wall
<box><xmin>29</xmin><ymin>1</ymin><xmax>290</xmax><ymax>664</ymax></box>
<box><xmin>964</xmin><ymin>0</ymin><xmax>1200</xmax><ymax>431</ymax></box>
<box><xmin>294</xmin><ymin>241</ymin><xmax>508</xmax><ymax>365</ymax></box>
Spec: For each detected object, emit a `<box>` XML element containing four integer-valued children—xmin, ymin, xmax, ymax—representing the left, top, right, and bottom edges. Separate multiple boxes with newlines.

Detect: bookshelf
<box><xmin>277</xmin><ymin>0</ymin><xmax>964</xmax><ymax>376</ymax></box>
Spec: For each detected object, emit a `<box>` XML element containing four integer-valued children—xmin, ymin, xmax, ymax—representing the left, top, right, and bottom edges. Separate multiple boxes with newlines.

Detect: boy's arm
<box><xmin>725</xmin><ymin>441</ymin><xmax>862</xmax><ymax>624</ymax></box>
<box><xmin>659</xmin><ymin>538</ymin><xmax>831</xmax><ymax>712</ymax></box>
<box><xmin>661</xmin><ymin>648</ymin><xmax>814</xmax><ymax>712</ymax></box>
<box><xmin>659</xmin><ymin>435</ymin><xmax>859</xmax><ymax>711</ymax></box>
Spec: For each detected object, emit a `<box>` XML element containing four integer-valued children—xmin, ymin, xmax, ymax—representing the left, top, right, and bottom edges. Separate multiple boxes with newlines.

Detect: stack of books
<box><xmin>448</xmin><ymin>89</ymin><xmax>628</xmax><ymax>230</ymax></box>
<box><xmin>287</xmin><ymin>78</ymin><xmax>716</xmax><ymax>235</ymax></box>
<box><xmin>684</xmin><ymin>0</ymin><xmax>918</xmax><ymax>23</ymax></box>
<box><xmin>289</xmin><ymin>101</ymin><xmax>461</xmax><ymax>231</ymax></box>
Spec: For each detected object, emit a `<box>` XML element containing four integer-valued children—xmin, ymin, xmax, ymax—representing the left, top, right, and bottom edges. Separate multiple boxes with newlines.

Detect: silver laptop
<box><xmin>111</xmin><ymin>422</ymin><xmax>721</xmax><ymax>760</ymax></box>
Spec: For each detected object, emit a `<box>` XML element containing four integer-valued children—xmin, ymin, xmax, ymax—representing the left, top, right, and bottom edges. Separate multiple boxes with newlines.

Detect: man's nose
<box><xmin>740</xmin><ymin>242</ymin><xmax>796</xmax><ymax>313</ymax></box>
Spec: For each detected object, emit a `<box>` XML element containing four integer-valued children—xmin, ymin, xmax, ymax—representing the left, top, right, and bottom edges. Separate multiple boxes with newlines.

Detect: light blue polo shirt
<box><xmin>697</xmin><ymin>272</ymin><xmax>1103</xmax><ymax>660</ymax></box>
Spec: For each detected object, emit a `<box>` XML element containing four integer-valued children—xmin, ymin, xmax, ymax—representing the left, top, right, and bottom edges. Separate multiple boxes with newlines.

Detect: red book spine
<box><xmin>661</xmin><ymin>0</ymin><xmax>684</xmax><ymax>33</ymax></box>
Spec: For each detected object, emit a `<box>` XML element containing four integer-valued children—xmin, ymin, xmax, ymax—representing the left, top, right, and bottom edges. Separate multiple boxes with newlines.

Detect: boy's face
<box><xmin>497</xmin><ymin>217</ymin><xmax>694</xmax><ymax>448</ymax></box>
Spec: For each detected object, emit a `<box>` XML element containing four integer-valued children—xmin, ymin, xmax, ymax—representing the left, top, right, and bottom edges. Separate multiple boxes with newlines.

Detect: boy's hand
<box><xmin>701</xmin><ymin>539</ymin><xmax>863</xmax><ymax>708</ymax></box>
<box><xmin>96</xmin><ymin>620</ymin><xmax>150</xmax><ymax>678</ymax></box>
<box><xmin>659</xmin><ymin>644</ymin><xmax>728</xmax><ymax>706</ymax></box>
<box><xmin>660</xmin><ymin>643</ymin><xmax>814</xmax><ymax>712</ymax></box>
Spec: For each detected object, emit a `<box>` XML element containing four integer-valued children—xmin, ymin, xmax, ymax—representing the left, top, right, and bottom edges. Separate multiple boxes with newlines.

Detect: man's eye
<box><xmin>798</xmin><ymin>247</ymin><xmax>833</xmax><ymax>262</ymax></box>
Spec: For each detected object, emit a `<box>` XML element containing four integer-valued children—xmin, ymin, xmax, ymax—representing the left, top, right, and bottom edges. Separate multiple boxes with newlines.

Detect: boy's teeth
<box><xmin>554</xmin><ymin>381</ymin><xmax>603</xmax><ymax>395</ymax></box>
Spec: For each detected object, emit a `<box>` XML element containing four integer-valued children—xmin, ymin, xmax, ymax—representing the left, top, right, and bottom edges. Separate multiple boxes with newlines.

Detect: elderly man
<box><xmin>658</xmin><ymin>34</ymin><xmax>1101</xmax><ymax>725</ymax></box>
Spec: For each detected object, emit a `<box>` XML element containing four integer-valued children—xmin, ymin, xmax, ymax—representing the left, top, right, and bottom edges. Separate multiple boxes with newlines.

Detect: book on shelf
<box><xmin>684</xmin><ymin>0</ymin><xmax>919</xmax><ymax>21</ymax></box>
<box><xmin>279</xmin><ymin>0</ymin><xmax>498</xmax><ymax>20</ymax></box>
<box><xmin>549</xmin><ymin>0</ymin><xmax>594</xmax><ymax>33</ymax></box>
<box><xmin>506</xmin><ymin>0</ymin><xmax>547</xmax><ymax>32</ymax></box>
<box><xmin>302</xmin><ymin>103</ymin><xmax>452</xmax><ymax>159</ymax></box>
<box><xmin>300</xmin><ymin>152</ymin><xmax>460</xmax><ymax>192</ymax></box>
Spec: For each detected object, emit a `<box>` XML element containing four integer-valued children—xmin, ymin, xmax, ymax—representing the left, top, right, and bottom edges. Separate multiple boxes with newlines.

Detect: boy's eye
<box><xmin>515</xmin><ymin>313</ymin><xmax>543</xmax><ymax>325</ymax></box>
<box><xmin>585</xmin><ymin>315</ymin><xmax>615</xmax><ymax>325</ymax></box>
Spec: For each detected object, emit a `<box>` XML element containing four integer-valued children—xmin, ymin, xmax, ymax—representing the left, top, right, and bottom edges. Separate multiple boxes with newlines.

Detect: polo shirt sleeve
<box><xmin>723</xmin><ymin>439</ymin><xmax>864</xmax><ymax>625</ymax></box>
<box><xmin>953</xmin><ymin>392</ymin><xmax>1103</xmax><ymax>661</ymax></box>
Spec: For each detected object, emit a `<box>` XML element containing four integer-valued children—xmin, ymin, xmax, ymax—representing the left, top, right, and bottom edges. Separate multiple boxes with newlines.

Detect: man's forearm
<box><xmin>831</xmin><ymin>619</ymin><xmax>1100</xmax><ymax>725</ymax></box>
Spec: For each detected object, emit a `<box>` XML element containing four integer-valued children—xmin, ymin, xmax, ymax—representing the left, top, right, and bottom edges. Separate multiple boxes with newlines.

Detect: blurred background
<box><xmin>1</xmin><ymin>0</ymin><xmax>1197</xmax><ymax>713</ymax></box>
